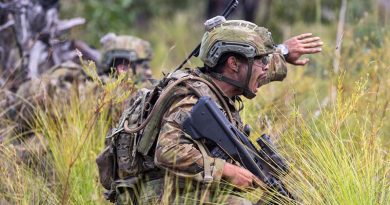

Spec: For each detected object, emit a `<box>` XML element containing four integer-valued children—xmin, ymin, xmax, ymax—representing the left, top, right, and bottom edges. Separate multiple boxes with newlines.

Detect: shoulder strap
<box><xmin>125</xmin><ymin>74</ymin><xmax>234</xmax><ymax>156</ymax></box>
<box><xmin>184</xmin><ymin>76</ymin><xmax>234</xmax><ymax>122</ymax></box>
<box><xmin>123</xmin><ymin>75</ymin><xmax>233</xmax><ymax>134</ymax></box>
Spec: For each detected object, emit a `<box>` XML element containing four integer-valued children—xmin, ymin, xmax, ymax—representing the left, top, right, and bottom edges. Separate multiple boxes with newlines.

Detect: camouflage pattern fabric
<box><xmin>0</xmin><ymin>61</ymin><xmax>94</xmax><ymax>176</ymax></box>
<box><xmin>10</xmin><ymin>61</ymin><xmax>92</xmax><ymax>134</ymax></box>
<box><xmin>101</xmin><ymin>34</ymin><xmax>153</xmax><ymax>61</ymax></box>
<box><xmin>259</xmin><ymin>53</ymin><xmax>288</xmax><ymax>86</ymax></box>
<box><xmin>100</xmin><ymin>33</ymin><xmax>153</xmax><ymax>82</ymax></box>
<box><xmin>199</xmin><ymin>20</ymin><xmax>275</xmax><ymax>67</ymax></box>
<box><xmin>144</xmin><ymin>69</ymin><xmax>254</xmax><ymax>204</ymax></box>
<box><xmin>113</xmin><ymin>69</ymin><xmax>255</xmax><ymax>204</ymax></box>
<box><xmin>119</xmin><ymin>175</ymin><xmax>253</xmax><ymax>205</ymax></box>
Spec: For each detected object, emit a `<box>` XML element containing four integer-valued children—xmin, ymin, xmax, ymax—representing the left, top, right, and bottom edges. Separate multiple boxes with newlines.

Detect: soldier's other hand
<box><xmin>222</xmin><ymin>162</ymin><xmax>257</xmax><ymax>189</ymax></box>
<box><xmin>283</xmin><ymin>33</ymin><xmax>323</xmax><ymax>66</ymax></box>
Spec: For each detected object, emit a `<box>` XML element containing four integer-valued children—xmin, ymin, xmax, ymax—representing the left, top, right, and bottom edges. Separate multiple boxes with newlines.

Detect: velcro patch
<box><xmin>172</xmin><ymin>109</ymin><xmax>190</xmax><ymax>125</ymax></box>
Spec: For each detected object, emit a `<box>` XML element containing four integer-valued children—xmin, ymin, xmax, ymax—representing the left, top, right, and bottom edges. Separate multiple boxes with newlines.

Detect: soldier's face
<box><xmin>248</xmin><ymin>55</ymin><xmax>270</xmax><ymax>94</ymax></box>
<box><xmin>113</xmin><ymin>59</ymin><xmax>131</xmax><ymax>74</ymax></box>
<box><xmin>116</xmin><ymin>64</ymin><xmax>130</xmax><ymax>74</ymax></box>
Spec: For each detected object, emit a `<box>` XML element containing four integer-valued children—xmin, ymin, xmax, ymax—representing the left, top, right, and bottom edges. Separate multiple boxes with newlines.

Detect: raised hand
<box><xmin>283</xmin><ymin>33</ymin><xmax>323</xmax><ymax>66</ymax></box>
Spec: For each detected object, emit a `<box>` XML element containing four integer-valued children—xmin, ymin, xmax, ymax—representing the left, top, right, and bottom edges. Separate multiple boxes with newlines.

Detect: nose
<box><xmin>262</xmin><ymin>63</ymin><xmax>269</xmax><ymax>71</ymax></box>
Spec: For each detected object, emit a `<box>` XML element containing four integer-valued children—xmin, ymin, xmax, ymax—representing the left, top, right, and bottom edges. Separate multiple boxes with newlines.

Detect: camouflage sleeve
<box><xmin>268</xmin><ymin>52</ymin><xmax>288</xmax><ymax>82</ymax></box>
<box><xmin>154</xmin><ymin>95</ymin><xmax>226</xmax><ymax>183</ymax></box>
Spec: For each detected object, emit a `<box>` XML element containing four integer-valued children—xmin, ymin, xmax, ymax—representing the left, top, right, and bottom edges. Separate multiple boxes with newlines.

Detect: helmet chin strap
<box><xmin>208</xmin><ymin>58</ymin><xmax>256</xmax><ymax>99</ymax></box>
<box><xmin>242</xmin><ymin>58</ymin><xmax>256</xmax><ymax>99</ymax></box>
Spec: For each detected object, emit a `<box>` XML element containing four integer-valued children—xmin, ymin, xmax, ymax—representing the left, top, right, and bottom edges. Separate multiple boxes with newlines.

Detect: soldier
<box><xmin>0</xmin><ymin>60</ymin><xmax>92</xmax><ymax>173</ymax></box>
<box><xmin>99</xmin><ymin>33</ymin><xmax>153</xmax><ymax>84</ymax></box>
<box><xmin>107</xmin><ymin>20</ymin><xmax>322</xmax><ymax>204</ymax></box>
<box><xmin>0</xmin><ymin>60</ymin><xmax>91</xmax><ymax>142</ymax></box>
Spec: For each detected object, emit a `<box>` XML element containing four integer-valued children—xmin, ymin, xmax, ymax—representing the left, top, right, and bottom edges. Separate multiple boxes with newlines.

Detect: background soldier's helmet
<box><xmin>100</xmin><ymin>33</ymin><xmax>153</xmax><ymax>74</ymax></box>
<box><xmin>199</xmin><ymin>20</ymin><xmax>275</xmax><ymax>67</ymax></box>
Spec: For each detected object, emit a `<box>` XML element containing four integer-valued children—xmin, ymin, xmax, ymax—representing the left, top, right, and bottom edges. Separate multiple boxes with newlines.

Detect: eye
<box><xmin>261</xmin><ymin>55</ymin><xmax>270</xmax><ymax>65</ymax></box>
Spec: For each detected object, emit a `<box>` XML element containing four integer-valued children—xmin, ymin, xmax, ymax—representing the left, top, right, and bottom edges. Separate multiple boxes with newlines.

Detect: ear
<box><xmin>226</xmin><ymin>56</ymin><xmax>239</xmax><ymax>73</ymax></box>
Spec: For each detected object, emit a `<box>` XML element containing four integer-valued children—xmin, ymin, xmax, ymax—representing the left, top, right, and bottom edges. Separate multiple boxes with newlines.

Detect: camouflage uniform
<box><xmin>135</xmin><ymin>21</ymin><xmax>288</xmax><ymax>205</ymax></box>
<box><xmin>150</xmin><ymin>69</ymin><xmax>251</xmax><ymax>205</ymax></box>
<box><xmin>99</xmin><ymin>33</ymin><xmax>153</xmax><ymax>84</ymax></box>
<box><xmin>8</xmin><ymin>61</ymin><xmax>89</xmax><ymax>135</ymax></box>
<box><xmin>12</xmin><ymin>61</ymin><xmax>91</xmax><ymax>132</ymax></box>
<box><xmin>0</xmin><ymin>61</ymin><xmax>92</xmax><ymax>173</ymax></box>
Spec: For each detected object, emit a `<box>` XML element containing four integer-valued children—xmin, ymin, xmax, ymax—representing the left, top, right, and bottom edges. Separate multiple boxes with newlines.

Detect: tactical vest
<box><xmin>96</xmin><ymin>68</ymin><xmax>243</xmax><ymax>202</ymax></box>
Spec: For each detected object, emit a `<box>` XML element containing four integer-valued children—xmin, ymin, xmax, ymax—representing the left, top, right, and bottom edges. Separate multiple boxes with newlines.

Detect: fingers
<box><xmin>239</xmin><ymin>168</ymin><xmax>255</xmax><ymax>183</ymax></box>
<box><xmin>302</xmin><ymin>47</ymin><xmax>322</xmax><ymax>53</ymax></box>
<box><xmin>291</xmin><ymin>58</ymin><xmax>309</xmax><ymax>66</ymax></box>
<box><xmin>302</xmin><ymin>41</ymin><xmax>323</xmax><ymax>49</ymax></box>
<box><xmin>284</xmin><ymin>33</ymin><xmax>322</xmax><ymax>66</ymax></box>
<box><xmin>232</xmin><ymin>166</ymin><xmax>256</xmax><ymax>188</ymax></box>
<box><xmin>300</xmin><ymin>36</ymin><xmax>321</xmax><ymax>44</ymax></box>
<box><xmin>252</xmin><ymin>176</ymin><xmax>266</xmax><ymax>188</ymax></box>
<box><xmin>296</xmin><ymin>33</ymin><xmax>313</xmax><ymax>40</ymax></box>
<box><xmin>223</xmin><ymin>163</ymin><xmax>256</xmax><ymax>188</ymax></box>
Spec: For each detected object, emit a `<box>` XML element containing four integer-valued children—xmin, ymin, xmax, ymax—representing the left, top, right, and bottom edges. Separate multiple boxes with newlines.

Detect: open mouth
<box><xmin>256</xmin><ymin>81</ymin><xmax>261</xmax><ymax>88</ymax></box>
<box><xmin>256</xmin><ymin>74</ymin><xmax>267</xmax><ymax>88</ymax></box>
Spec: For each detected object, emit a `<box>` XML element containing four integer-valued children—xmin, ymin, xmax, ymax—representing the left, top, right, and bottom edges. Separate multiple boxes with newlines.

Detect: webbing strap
<box><xmin>208</xmin><ymin>72</ymin><xmax>244</xmax><ymax>89</ymax></box>
<box><xmin>194</xmin><ymin>140</ymin><xmax>213</xmax><ymax>183</ymax></box>
<box><xmin>194</xmin><ymin>140</ymin><xmax>213</xmax><ymax>203</ymax></box>
<box><xmin>123</xmin><ymin>75</ymin><xmax>233</xmax><ymax>133</ymax></box>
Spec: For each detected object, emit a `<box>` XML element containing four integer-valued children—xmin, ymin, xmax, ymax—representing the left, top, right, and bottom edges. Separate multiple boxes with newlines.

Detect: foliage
<box><xmin>61</xmin><ymin>0</ymin><xmax>198</xmax><ymax>45</ymax></box>
<box><xmin>1</xmin><ymin>0</ymin><xmax>389</xmax><ymax>204</ymax></box>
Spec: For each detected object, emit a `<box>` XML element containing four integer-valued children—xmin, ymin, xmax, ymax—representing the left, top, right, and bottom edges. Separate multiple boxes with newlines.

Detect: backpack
<box><xmin>95</xmin><ymin>70</ymin><xmax>233</xmax><ymax>202</ymax></box>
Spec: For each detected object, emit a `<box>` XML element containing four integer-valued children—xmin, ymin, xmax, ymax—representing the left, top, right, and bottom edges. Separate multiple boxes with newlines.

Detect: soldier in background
<box><xmin>99</xmin><ymin>33</ymin><xmax>154</xmax><ymax>85</ymax></box>
<box><xmin>2</xmin><ymin>31</ymin><xmax>155</xmax><ymax>140</ymax></box>
<box><xmin>0</xmin><ymin>60</ymin><xmax>91</xmax><ymax>170</ymax></box>
<box><xmin>97</xmin><ymin>33</ymin><xmax>155</xmax><ymax>124</ymax></box>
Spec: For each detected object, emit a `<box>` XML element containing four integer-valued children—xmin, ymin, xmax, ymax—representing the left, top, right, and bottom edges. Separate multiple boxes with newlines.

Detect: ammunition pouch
<box><xmin>96</xmin><ymin>143</ymin><xmax>115</xmax><ymax>190</ymax></box>
<box><xmin>116</xmin><ymin>132</ymin><xmax>155</xmax><ymax>179</ymax></box>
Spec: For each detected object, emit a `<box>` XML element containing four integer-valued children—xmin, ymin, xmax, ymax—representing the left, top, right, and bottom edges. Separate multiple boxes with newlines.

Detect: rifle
<box><xmin>182</xmin><ymin>96</ymin><xmax>294</xmax><ymax>202</ymax></box>
<box><xmin>174</xmin><ymin>0</ymin><xmax>239</xmax><ymax>71</ymax></box>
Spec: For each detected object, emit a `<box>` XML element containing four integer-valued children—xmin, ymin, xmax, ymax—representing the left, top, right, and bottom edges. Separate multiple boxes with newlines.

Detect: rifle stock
<box><xmin>182</xmin><ymin>96</ymin><xmax>294</xmax><ymax>201</ymax></box>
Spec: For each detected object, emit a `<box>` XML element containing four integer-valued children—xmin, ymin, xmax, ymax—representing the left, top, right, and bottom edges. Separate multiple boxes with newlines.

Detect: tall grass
<box><xmin>279</xmin><ymin>77</ymin><xmax>389</xmax><ymax>204</ymax></box>
<box><xmin>1</xmin><ymin>2</ymin><xmax>389</xmax><ymax>204</ymax></box>
<box><xmin>0</xmin><ymin>60</ymin><xmax>135</xmax><ymax>204</ymax></box>
<box><xmin>241</xmin><ymin>21</ymin><xmax>389</xmax><ymax>205</ymax></box>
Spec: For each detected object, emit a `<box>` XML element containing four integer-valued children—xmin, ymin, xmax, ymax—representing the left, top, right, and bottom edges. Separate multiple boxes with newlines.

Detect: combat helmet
<box><xmin>199</xmin><ymin>19</ymin><xmax>275</xmax><ymax>99</ymax></box>
<box><xmin>100</xmin><ymin>33</ymin><xmax>153</xmax><ymax>74</ymax></box>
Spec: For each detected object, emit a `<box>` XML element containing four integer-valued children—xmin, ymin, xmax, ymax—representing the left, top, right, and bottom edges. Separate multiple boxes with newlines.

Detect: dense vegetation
<box><xmin>1</xmin><ymin>0</ymin><xmax>389</xmax><ymax>204</ymax></box>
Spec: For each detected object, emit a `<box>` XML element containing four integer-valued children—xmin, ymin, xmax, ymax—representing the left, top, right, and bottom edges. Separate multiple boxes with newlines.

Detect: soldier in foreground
<box><xmin>151</xmin><ymin>20</ymin><xmax>321</xmax><ymax>204</ymax></box>
<box><xmin>97</xmin><ymin>18</ymin><xmax>323</xmax><ymax>204</ymax></box>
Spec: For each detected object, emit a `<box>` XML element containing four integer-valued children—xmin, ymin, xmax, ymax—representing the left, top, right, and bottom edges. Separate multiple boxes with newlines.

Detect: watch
<box><xmin>276</xmin><ymin>44</ymin><xmax>289</xmax><ymax>58</ymax></box>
